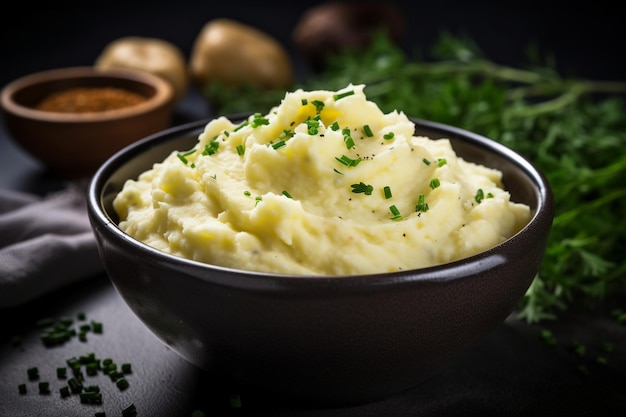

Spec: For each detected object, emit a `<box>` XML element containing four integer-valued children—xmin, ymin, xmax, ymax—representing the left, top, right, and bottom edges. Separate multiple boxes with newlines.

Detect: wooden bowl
<box><xmin>1</xmin><ymin>66</ymin><xmax>174</xmax><ymax>178</ymax></box>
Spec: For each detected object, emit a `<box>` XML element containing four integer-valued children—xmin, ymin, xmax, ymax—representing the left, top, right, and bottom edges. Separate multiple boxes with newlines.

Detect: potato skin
<box><xmin>293</xmin><ymin>2</ymin><xmax>406</xmax><ymax>71</ymax></box>
<box><xmin>190</xmin><ymin>18</ymin><xmax>294</xmax><ymax>91</ymax></box>
<box><xmin>95</xmin><ymin>36</ymin><xmax>189</xmax><ymax>103</ymax></box>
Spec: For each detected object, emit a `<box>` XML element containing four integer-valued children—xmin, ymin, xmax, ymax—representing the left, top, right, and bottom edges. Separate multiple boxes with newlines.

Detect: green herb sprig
<box><xmin>204</xmin><ymin>31</ymin><xmax>626</xmax><ymax>323</ymax></box>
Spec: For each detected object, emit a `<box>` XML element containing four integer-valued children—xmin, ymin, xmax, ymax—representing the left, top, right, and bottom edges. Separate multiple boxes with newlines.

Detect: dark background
<box><xmin>2</xmin><ymin>0</ymin><xmax>624</xmax><ymax>190</ymax></box>
<box><xmin>2</xmin><ymin>0</ymin><xmax>624</xmax><ymax>90</ymax></box>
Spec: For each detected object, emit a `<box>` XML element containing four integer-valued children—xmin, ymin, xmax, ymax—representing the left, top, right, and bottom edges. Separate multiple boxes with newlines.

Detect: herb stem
<box><xmin>553</xmin><ymin>188</ymin><xmax>626</xmax><ymax>228</ymax></box>
<box><xmin>404</xmin><ymin>59</ymin><xmax>548</xmax><ymax>84</ymax></box>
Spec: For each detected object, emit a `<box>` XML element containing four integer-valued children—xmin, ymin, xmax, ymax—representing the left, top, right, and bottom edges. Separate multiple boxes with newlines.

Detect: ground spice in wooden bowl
<box><xmin>35</xmin><ymin>87</ymin><xmax>146</xmax><ymax>113</ymax></box>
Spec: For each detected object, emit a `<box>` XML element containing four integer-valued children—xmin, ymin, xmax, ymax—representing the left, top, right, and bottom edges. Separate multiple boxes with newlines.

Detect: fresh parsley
<box><xmin>203</xmin><ymin>31</ymin><xmax>626</xmax><ymax>323</ymax></box>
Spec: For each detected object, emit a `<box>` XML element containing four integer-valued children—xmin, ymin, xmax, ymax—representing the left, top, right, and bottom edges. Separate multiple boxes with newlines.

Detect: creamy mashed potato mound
<box><xmin>114</xmin><ymin>84</ymin><xmax>531</xmax><ymax>275</ymax></box>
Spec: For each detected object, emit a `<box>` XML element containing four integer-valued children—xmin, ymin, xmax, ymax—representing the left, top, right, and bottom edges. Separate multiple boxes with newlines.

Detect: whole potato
<box><xmin>95</xmin><ymin>36</ymin><xmax>189</xmax><ymax>103</ymax></box>
<box><xmin>190</xmin><ymin>18</ymin><xmax>293</xmax><ymax>92</ymax></box>
<box><xmin>293</xmin><ymin>1</ymin><xmax>406</xmax><ymax>71</ymax></box>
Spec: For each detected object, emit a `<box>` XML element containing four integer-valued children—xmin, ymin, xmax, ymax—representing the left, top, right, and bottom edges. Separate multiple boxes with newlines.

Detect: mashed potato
<box><xmin>114</xmin><ymin>84</ymin><xmax>531</xmax><ymax>275</ymax></box>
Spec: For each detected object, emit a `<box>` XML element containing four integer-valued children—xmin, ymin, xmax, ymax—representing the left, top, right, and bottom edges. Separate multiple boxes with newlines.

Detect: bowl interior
<box><xmin>2</xmin><ymin>67</ymin><xmax>167</xmax><ymax>121</ymax></box>
<box><xmin>11</xmin><ymin>75</ymin><xmax>157</xmax><ymax>108</ymax></box>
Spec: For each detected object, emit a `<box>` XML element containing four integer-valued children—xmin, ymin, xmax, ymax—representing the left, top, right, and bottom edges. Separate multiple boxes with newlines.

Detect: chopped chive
<box><xmin>255</xmin><ymin>196</ymin><xmax>262</xmax><ymax>206</ymax></box>
<box><xmin>383</xmin><ymin>186</ymin><xmax>392</xmax><ymax>199</ymax></box>
<box><xmin>429</xmin><ymin>178</ymin><xmax>440</xmax><ymax>189</ymax></box>
<box><xmin>335</xmin><ymin>155</ymin><xmax>349</xmax><ymax>166</ymax></box>
<box><xmin>60</xmin><ymin>386</ymin><xmax>70</xmax><ymax>398</ymax></box>
<box><xmin>272</xmin><ymin>139</ymin><xmax>286</xmax><ymax>150</ymax></box>
<box><xmin>41</xmin><ymin>326</ymin><xmax>74</xmax><ymax>346</ymax></box>
<box><xmin>59</xmin><ymin>316</ymin><xmax>73</xmax><ymax>326</ymax></box>
<box><xmin>234</xmin><ymin>121</ymin><xmax>249</xmax><ymax>132</ymax></box>
<box><xmin>437</xmin><ymin>158</ymin><xmax>447</xmax><ymax>167</ymax></box>
<box><xmin>176</xmin><ymin>149</ymin><xmax>196</xmax><ymax>165</ymax></box>
<box><xmin>109</xmin><ymin>371</ymin><xmax>123</xmax><ymax>382</ymax></box>
<box><xmin>383</xmin><ymin>132</ymin><xmax>395</xmax><ymax>140</ymax></box>
<box><xmin>475</xmin><ymin>188</ymin><xmax>485</xmax><ymax>203</ymax></box>
<box><xmin>306</xmin><ymin>119</ymin><xmax>320</xmax><ymax>135</ymax></box>
<box><xmin>67</xmin><ymin>358</ymin><xmax>81</xmax><ymax>371</ymax></box>
<box><xmin>91</xmin><ymin>321</ymin><xmax>103</xmax><ymax>333</ymax></box>
<box><xmin>121</xmin><ymin>363</ymin><xmax>132</xmax><ymax>374</ymax></box>
<box><xmin>86</xmin><ymin>362</ymin><xmax>99</xmax><ymax>376</ymax></box>
<box><xmin>116</xmin><ymin>378</ymin><xmax>130</xmax><ymax>390</ymax></box>
<box><xmin>68</xmin><ymin>377</ymin><xmax>83</xmax><ymax>393</ymax></box>
<box><xmin>415</xmin><ymin>194</ymin><xmax>429</xmax><ymax>212</ymax></box>
<box><xmin>335</xmin><ymin>154</ymin><xmax>361</xmax><ymax>167</ymax></box>
<box><xmin>351</xmin><ymin>182</ymin><xmax>373</xmax><ymax>195</ymax></box>
<box><xmin>333</xmin><ymin>90</ymin><xmax>355</xmax><ymax>100</ymax></box>
<box><xmin>251</xmin><ymin>113</ymin><xmax>269</xmax><ymax>128</ymax></box>
<box><xmin>333</xmin><ymin>168</ymin><xmax>344</xmax><ymax>175</ymax></box>
<box><xmin>223</xmin><ymin>130</ymin><xmax>230</xmax><ymax>137</ymax></box>
<box><xmin>105</xmin><ymin>362</ymin><xmax>117</xmax><ymax>375</ymax></box>
<box><xmin>311</xmin><ymin>99</ymin><xmax>325</xmax><ymax>112</ymax></box>
<box><xmin>27</xmin><ymin>367</ymin><xmax>39</xmax><ymax>380</ymax></box>
<box><xmin>202</xmin><ymin>141</ymin><xmax>219</xmax><ymax>156</ymax></box>
<box><xmin>389</xmin><ymin>205</ymin><xmax>403</xmax><ymax>221</ymax></box>
<box><xmin>343</xmin><ymin>133</ymin><xmax>355</xmax><ymax>149</ymax></box>
<box><xmin>18</xmin><ymin>384</ymin><xmax>27</xmax><ymax>394</ymax></box>
<box><xmin>279</xmin><ymin>129</ymin><xmax>295</xmax><ymax>139</ymax></box>
<box><xmin>301</xmin><ymin>98</ymin><xmax>308</xmax><ymax>105</ymax></box>
<box><xmin>77</xmin><ymin>312</ymin><xmax>86</xmax><ymax>320</ymax></box>
<box><xmin>363</xmin><ymin>125</ymin><xmax>374</xmax><ymax>137</ymax></box>
<box><xmin>236</xmin><ymin>144</ymin><xmax>245</xmax><ymax>156</ymax></box>
<box><xmin>330</xmin><ymin>121</ymin><xmax>340</xmax><ymax>131</ymax></box>
<box><xmin>79</xmin><ymin>390</ymin><xmax>102</xmax><ymax>404</ymax></box>
<box><xmin>244</xmin><ymin>190</ymin><xmax>251</xmax><ymax>196</ymax></box>
<box><xmin>122</xmin><ymin>403</ymin><xmax>137</xmax><ymax>417</ymax></box>
<box><xmin>38</xmin><ymin>381</ymin><xmax>50</xmax><ymax>394</ymax></box>
<box><xmin>422</xmin><ymin>158</ymin><xmax>431</xmax><ymax>165</ymax></box>
<box><xmin>282</xmin><ymin>190</ymin><xmax>293</xmax><ymax>199</ymax></box>
<box><xmin>57</xmin><ymin>367</ymin><xmax>67</xmax><ymax>379</ymax></box>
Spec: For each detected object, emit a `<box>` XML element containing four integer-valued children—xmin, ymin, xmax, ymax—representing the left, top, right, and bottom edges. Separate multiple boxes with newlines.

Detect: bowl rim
<box><xmin>0</xmin><ymin>66</ymin><xmax>173</xmax><ymax>122</ymax></box>
<box><xmin>88</xmin><ymin>116</ymin><xmax>554</xmax><ymax>286</ymax></box>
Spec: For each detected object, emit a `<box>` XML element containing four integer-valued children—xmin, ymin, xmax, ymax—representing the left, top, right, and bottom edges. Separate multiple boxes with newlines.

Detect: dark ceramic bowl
<box><xmin>1</xmin><ymin>66</ymin><xmax>174</xmax><ymax>178</ymax></box>
<box><xmin>87</xmin><ymin>116</ymin><xmax>554</xmax><ymax>406</ymax></box>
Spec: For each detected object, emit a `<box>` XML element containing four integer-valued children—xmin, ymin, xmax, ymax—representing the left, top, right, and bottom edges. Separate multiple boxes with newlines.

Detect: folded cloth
<box><xmin>0</xmin><ymin>183</ymin><xmax>103</xmax><ymax>308</ymax></box>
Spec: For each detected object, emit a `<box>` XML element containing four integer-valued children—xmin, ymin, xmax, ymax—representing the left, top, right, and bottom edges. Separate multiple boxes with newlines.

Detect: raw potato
<box><xmin>293</xmin><ymin>2</ymin><xmax>405</xmax><ymax>71</ymax></box>
<box><xmin>95</xmin><ymin>36</ymin><xmax>189</xmax><ymax>103</ymax></box>
<box><xmin>190</xmin><ymin>18</ymin><xmax>293</xmax><ymax>91</ymax></box>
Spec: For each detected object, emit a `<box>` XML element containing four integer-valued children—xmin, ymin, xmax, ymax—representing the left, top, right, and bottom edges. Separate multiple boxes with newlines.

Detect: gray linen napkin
<box><xmin>0</xmin><ymin>183</ymin><xmax>103</xmax><ymax>308</ymax></box>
